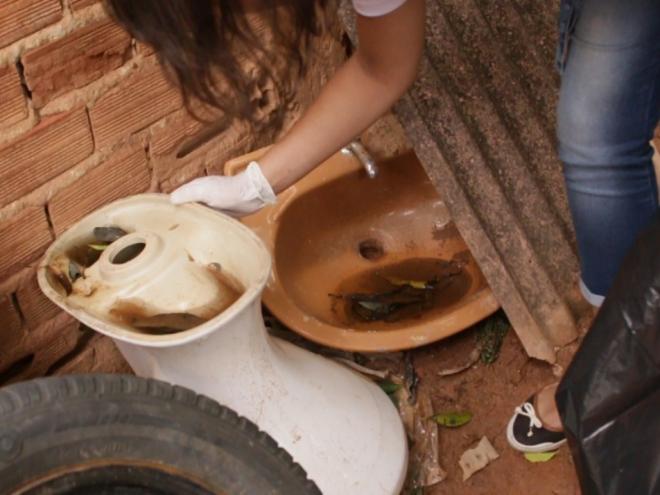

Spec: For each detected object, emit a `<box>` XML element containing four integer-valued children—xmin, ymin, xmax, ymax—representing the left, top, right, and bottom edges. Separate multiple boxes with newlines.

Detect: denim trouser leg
<box><xmin>557</xmin><ymin>0</ymin><xmax>660</xmax><ymax>300</ymax></box>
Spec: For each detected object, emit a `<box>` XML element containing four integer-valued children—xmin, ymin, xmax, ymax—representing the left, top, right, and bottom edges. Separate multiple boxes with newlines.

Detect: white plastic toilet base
<box><xmin>37</xmin><ymin>195</ymin><xmax>408</xmax><ymax>494</ymax></box>
<box><xmin>115</xmin><ymin>301</ymin><xmax>408</xmax><ymax>495</ymax></box>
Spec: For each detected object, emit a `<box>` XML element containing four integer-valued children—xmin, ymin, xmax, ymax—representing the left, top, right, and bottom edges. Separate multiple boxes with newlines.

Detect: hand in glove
<box><xmin>170</xmin><ymin>161</ymin><xmax>276</xmax><ymax>216</ymax></box>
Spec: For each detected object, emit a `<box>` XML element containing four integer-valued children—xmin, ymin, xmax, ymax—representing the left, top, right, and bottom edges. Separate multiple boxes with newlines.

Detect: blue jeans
<box><xmin>557</xmin><ymin>0</ymin><xmax>660</xmax><ymax>300</ymax></box>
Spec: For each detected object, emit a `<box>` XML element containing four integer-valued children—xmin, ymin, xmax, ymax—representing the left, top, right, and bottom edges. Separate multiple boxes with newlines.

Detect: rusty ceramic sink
<box><xmin>226</xmin><ymin>147</ymin><xmax>500</xmax><ymax>352</ymax></box>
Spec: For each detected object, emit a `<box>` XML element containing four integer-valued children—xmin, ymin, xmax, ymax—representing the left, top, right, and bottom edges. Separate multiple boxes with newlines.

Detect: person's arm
<box><xmin>171</xmin><ymin>0</ymin><xmax>425</xmax><ymax>213</ymax></box>
<box><xmin>260</xmin><ymin>0</ymin><xmax>425</xmax><ymax>192</ymax></box>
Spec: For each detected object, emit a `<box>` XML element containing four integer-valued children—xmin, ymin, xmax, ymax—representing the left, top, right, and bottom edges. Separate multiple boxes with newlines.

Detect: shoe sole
<box><xmin>506</xmin><ymin>413</ymin><xmax>567</xmax><ymax>453</ymax></box>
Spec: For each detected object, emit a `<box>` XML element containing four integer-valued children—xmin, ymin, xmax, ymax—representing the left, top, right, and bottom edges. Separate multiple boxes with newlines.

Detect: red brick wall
<box><xmin>0</xmin><ymin>0</ymin><xmax>344</xmax><ymax>384</ymax></box>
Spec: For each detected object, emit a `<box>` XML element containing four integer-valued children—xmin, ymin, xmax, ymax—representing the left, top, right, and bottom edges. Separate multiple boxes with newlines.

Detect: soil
<box><xmin>267</xmin><ymin>305</ymin><xmax>592</xmax><ymax>495</ymax></box>
<box><xmin>412</xmin><ymin>327</ymin><xmax>580</xmax><ymax>495</ymax></box>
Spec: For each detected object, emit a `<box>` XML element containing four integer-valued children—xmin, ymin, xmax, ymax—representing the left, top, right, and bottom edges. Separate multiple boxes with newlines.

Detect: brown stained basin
<box><xmin>225</xmin><ymin>148</ymin><xmax>499</xmax><ymax>352</ymax></box>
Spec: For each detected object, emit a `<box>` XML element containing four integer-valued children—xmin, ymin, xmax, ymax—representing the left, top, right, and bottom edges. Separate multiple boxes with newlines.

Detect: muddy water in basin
<box><xmin>331</xmin><ymin>257</ymin><xmax>472</xmax><ymax>329</ymax></box>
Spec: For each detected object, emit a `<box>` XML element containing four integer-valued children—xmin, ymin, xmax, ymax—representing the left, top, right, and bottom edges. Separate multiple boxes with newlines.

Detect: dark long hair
<box><xmin>105</xmin><ymin>0</ymin><xmax>325</xmax><ymax>123</ymax></box>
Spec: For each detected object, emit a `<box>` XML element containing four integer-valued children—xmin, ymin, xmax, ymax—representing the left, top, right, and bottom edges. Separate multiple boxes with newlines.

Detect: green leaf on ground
<box><xmin>430</xmin><ymin>411</ymin><xmax>472</xmax><ymax>428</ymax></box>
<box><xmin>88</xmin><ymin>243</ymin><xmax>109</xmax><ymax>251</ymax></box>
<box><xmin>524</xmin><ymin>451</ymin><xmax>558</xmax><ymax>463</ymax></box>
<box><xmin>378</xmin><ymin>380</ymin><xmax>402</xmax><ymax>395</ymax></box>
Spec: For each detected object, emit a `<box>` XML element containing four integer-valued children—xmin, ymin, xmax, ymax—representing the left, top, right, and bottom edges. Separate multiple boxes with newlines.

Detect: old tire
<box><xmin>0</xmin><ymin>374</ymin><xmax>320</xmax><ymax>495</ymax></box>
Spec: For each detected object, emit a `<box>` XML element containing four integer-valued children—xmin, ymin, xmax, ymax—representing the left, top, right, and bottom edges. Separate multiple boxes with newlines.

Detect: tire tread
<box><xmin>0</xmin><ymin>375</ymin><xmax>319</xmax><ymax>493</ymax></box>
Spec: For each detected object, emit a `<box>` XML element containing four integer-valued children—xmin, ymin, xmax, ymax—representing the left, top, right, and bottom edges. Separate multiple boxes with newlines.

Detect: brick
<box><xmin>52</xmin><ymin>335</ymin><xmax>97</xmax><ymax>374</ymax></box>
<box><xmin>22</xmin><ymin>19</ymin><xmax>132</xmax><ymax>106</ymax></box>
<box><xmin>149</xmin><ymin>108</ymin><xmax>204</xmax><ymax>183</ymax></box>
<box><xmin>89</xmin><ymin>58</ymin><xmax>181</xmax><ymax>149</ymax></box>
<box><xmin>53</xmin><ymin>334</ymin><xmax>130</xmax><ymax>375</ymax></box>
<box><xmin>150</xmin><ymin>109</ymin><xmax>205</xmax><ymax>158</ymax></box>
<box><xmin>17</xmin><ymin>268</ymin><xmax>61</xmax><ymax>328</ymax></box>
<box><xmin>0</xmin><ymin>65</ymin><xmax>28</xmax><ymax>126</ymax></box>
<box><xmin>0</xmin><ymin>295</ymin><xmax>23</xmax><ymax>335</ymax></box>
<box><xmin>136</xmin><ymin>41</ymin><xmax>155</xmax><ymax>56</ymax></box>
<box><xmin>149</xmin><ymin>108</ymin><xmax>261</xmax><ymax>189</ymax></box>
<box><xmin>8</xmin><ymin>317</ymin><xmax>81</xmax><ymax>383</ymax></box>
<box><xmin>0</xmin><ymin>108</ymin><xmax>94</xmax><ymax>206</ymax></box>
<box><xmin>89</xmin><ymin>336</ymin><xmax>131</xmax><ymax>373</ymax></box>
<box><xmin>69</xmin><ymin>0</ymin><xmax>98</xmax><ymax>10</ymax></box>
<box><xmin>0</xmin><ymin>295</ymin><xmax>24</xmax><ymax>366</ymax></box>
<box><xmin>0</xmin><ymin>0</ymin><xmax>62</xmax><ymax>48</ymax></box>
<box><xmin>0</xmin><ymin>207</ymin><xmax>52</xmax><ymax>280</ymax></box>
<box><xmin>49</xmin><ymin>144</ymin><xmax>150</xmax><ymax>234</ymax></box>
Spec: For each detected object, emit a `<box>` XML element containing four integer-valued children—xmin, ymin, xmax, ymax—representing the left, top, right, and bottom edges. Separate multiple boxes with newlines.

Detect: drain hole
<box><xmin>112</xmin><ymin>243</ymin><xmax>146</xmax><ymax>264</ymax></box>
<box><xmin>358</xmin><ymin>239</ymin><xmax>384</xmax><ymax>261</ymax></box>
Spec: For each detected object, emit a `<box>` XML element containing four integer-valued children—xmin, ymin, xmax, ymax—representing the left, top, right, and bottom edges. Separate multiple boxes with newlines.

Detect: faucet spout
<box><xmin>341</xmin><ymin>140</ymin><xmax>378</xmax><ymax>179</ymax></box>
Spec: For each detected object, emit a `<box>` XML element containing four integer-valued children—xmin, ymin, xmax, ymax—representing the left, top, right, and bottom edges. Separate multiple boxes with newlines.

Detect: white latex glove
<box><xmin>170</xmin><ymin>161</ymin><xmax>277</xmax><ymax>216</ymax></box>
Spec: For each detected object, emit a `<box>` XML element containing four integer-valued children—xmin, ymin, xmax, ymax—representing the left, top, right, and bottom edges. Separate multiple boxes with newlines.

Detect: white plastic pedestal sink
<box><xmin>38</xmin><ymin>194</ymin><xmax>407</xmax><ymax>495</ymax></box>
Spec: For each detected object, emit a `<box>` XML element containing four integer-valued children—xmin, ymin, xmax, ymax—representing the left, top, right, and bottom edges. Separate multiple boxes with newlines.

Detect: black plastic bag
<box><xmin>556</xmin><ymin>214</ymin><xmax>660</xmax><ymax>495</ymax></box>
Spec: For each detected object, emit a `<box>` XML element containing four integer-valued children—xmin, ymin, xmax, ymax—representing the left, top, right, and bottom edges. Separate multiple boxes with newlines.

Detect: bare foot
<box><xmin>534</xmin><ymin>382</ymin><xmax>563</xmax><ymax>432</ymax></box>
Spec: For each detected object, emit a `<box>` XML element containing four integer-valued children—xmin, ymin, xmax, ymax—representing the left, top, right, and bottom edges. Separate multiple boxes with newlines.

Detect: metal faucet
<box><xmin>341</xmin><ymin>140</ymin><xmax>378</xmax><ymax>179</ymax></box>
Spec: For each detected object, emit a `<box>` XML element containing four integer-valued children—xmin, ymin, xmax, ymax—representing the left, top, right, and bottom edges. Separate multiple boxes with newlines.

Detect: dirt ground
<box><xmin>270</xmin><ymin>307</ymin><xmax>591</xmax><ymax>495</ymax></box>
<box><xmin>411</xmin><ymin>325</ymin><xmax>580</xmax><ymax>495</ymax></box>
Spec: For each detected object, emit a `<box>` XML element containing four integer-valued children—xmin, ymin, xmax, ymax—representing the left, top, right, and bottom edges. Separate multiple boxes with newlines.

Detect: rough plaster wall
<box><xmin>0</xmin><ymin>0</ymin><xmax>346</xmax><ymax>384</ymax></box>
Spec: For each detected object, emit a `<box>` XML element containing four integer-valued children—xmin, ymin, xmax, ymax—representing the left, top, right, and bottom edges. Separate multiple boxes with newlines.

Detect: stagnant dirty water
<box><xmin>48</xmin><ymin>226</ymin><xmax>243</xmax><ymax>335</ymax></box>
<box><xmin>331</xmin><ymin>257</ymin><xmax>472</xmax><ymax>328</ymax></box>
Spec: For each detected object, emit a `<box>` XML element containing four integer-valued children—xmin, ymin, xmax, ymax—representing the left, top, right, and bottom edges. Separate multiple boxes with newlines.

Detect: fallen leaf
<box><xmin>524</xmin><ymin>451</ymin><xmax>558</xmax><ymax>463</ymax></box>
<box><xmin>430</xmin><ymin>411</ymin><xmax>472</xmax><ymax>428</ymax></box>
<box><xmin>88</xmin><ymin>243</ymin><xmax>108</xmax><ymax>251</ymax></box>
<box><xmin>459</xmin><ymin>436</ymin><xmax>499</xmax><ymax>481</ymax></box>
<box><xmin>378</xmin><ymin>380</ymin><xmax>402</xmax><ymax>395</ymax></box>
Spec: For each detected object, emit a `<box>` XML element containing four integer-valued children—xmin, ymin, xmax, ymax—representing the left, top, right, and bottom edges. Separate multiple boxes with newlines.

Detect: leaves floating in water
<box><xmin>357</xmin><ymin>301</ymin><xmax>387</xmax><ymax>311</ymax></box>
<box><xmin>93</xmin><ymin>226</ymin><xmax>127</xmax><ymax>243</ymax></box>
<box><xmin>524</xmin><ymin>451</ymin><xmax>558</xmax><ymax>463</ymax></box>
<box><xmin>430</xmin><ymin>411</ymin><xmax>472</xmax><ymax>428</ymax></box>
<box><xmin>476</xmin><ymin>311</ymin><xmax>510</xmax><ymax>364</ymax></box>
<box><xmin>132</xmin><ymin>313</ymin><xmax>207</xmax><ymax>334</ymax></box>
<box><xmin>88</xmin><ymin>243</ymin><xmax>109</xmax><ymax>251</ymax></box>
<box><xmin>331</xmin><ymin>259</ymin><xmax>465</xmax><ymax>324</ymax></box>
<box><xmin>336</xmin><ymin>285</ymin><xmax>436</xmax><ymax>322</ymax></box>
<box><xmin>384</xmin><ymin>276</ymin><xmax>430</xmax><ymax>290</ymax></box>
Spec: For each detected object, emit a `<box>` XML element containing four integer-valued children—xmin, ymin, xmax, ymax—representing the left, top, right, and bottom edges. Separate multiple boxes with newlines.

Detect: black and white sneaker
<box><xmin>506</xmin><ymin>396</ymin><xmax>566</xmax><ymax>453</ymax></box>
